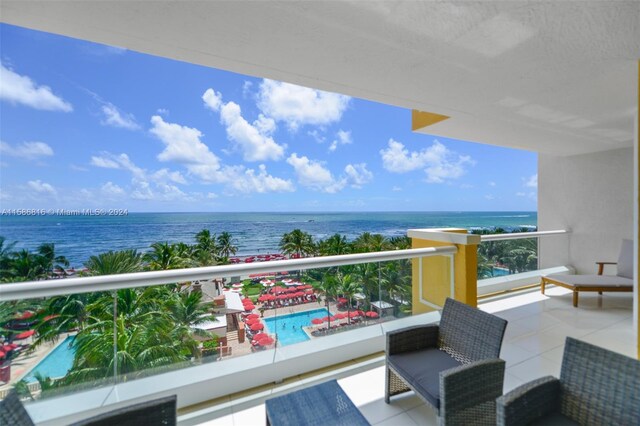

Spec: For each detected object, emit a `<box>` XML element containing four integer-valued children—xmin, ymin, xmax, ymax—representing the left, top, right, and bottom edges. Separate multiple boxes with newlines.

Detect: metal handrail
<box><xmin>0</xmin><ymin>246</ymin><xmax>457</xmax><ymax>301</ymax></box>
<box><xmin>480</xmin><ymin>229</ymin><xmax>568</xmax><ymax>242</ymax></box>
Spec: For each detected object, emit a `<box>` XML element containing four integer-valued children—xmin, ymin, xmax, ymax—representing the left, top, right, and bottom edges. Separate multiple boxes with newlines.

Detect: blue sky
<box><xmin>0</xmin><ymin>23</ymin><xmax>537</xmax><ymax>212</ymax></box>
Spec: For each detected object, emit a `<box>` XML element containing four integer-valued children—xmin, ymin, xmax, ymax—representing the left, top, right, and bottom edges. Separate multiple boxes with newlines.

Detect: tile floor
<box><xmin>185</xmin><ymin>286</ymin><xmax>637</xmax><ymax>425</ymax></box>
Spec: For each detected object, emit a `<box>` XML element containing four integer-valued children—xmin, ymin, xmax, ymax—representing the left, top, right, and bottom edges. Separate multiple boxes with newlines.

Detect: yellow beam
<box><xmin>411</xmin><ymin>109</ymin><xmax>450</xmax><ymax>131</ymax></box>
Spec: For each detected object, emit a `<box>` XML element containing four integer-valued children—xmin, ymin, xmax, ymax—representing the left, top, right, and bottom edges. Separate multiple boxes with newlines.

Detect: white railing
<box><xmin>0</xmin><ymin>246</ymin><xmax>457</xmax><ymax>301</ymax></box>
<box><xmin>480</xmin><ymin>229</ymin><xmax>568</xmax><ymax>241</ymax></box>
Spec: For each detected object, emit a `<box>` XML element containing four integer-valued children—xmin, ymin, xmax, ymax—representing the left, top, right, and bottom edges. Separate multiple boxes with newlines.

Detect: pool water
<box><xmin>23</xmin><ymin>335</ymin><xmax>76</xmax><ymax>383</ymax></box>
<box><xmin>263</xmin><ymin>308</ymin><xmax>331</xmax><ymax>346</ymax></box>
<box><xmin>492</xmin><ymin>267</ymin><xmax>510</xmax><ymax>277</ymax></box>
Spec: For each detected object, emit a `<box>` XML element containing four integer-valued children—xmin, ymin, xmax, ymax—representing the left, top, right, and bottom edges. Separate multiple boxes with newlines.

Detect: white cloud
<box><xmin>149</xmin><ymin>115</ymin><xmax>225</xmax><ymax>182</ymax></box>
<box><xmin>488</xmin><ymin>181</ymin><xmax>496</xmax><ymax>187</ymax></box>
<box><xmin>27</xmin><ymin>180</ymin><xmax>57</xmax><ymax>196</ymax></box>
<box><xmin>0</xmin><ymin>64</ymin><xmax>72</xmax><ymax>112</ymax></box>
<box><xmin>307</xmin><ymin>130</ymin><xmax>326</xmax><ymax>144</ymax></box>
<box><xmin>242</xmin><ymin>81</ymin><xmax>253</xmax><ymax>98</ymax></box>
<box><xmin>516</xmin><ymin>192</ymin><xmax>526</xmax><ymax>196</ymax></box>
<box><xmin>344</xmin><ymin>163</ymin><xmax>373</xmax><ymax>188</ymax></box>
<box><xmin>392</xmin><ymin>186</ymin><xmax>402</xmax><ymax>192</ymax></box>
<box><xmin>91</xmin><ymin>152</ymin><xmax>144</xmax><ymax>178</ymax></box>
<box><xmin>207</xmin><ymin>192</ymin><xmax>218</xmax><ymax>199</ymax></box>
<box><xmin>287</xmin><ymin>153</ymin><xmax>346</xmax><ymax>193</ymax></box>
<box><xmin>485</xmin><ymin>195</ymin><xmax>495</xmax><ymax>200</ymax></box>
<box><xmin>202</xmin><ymin>88</ymin><xmax>223</xmax><ymax>112</ymax></box>
<box><xmin>257</xmin><ymin>79</ymin><xmax>350</xmax><ymax>131</ymax></box>
<box><xmin>70</xmin><ymin>164</ymin><xmax>89</xmax><ymax>172</ymax></box>
<box><xmin>101</xmin><ymin>181</ymin><xmax>125</xmax><ymax>197</ymax></box>
<box><xmin>156</xmin><ymin>108</ymin><xmax>169</xmax><ymax>116</ymax></box>
<box><xmin>329</xmin><ymin>129</ymin><xmax>353</xmax><ymax>152</ymax></box>
<box><xmin>525</xmin><ymin>174</ymin><xmax>538</xmax><ymax>188</ymax></box>
<box><xmin>151</xmin><ymin>168</ymin><xmax>187</xmax><ymax>185</ymax></box>
<box><xmin>380</xmin><ymin>139</ymin><xmax>474</xmax><ymax>183</ymax></box>
<box><xmin>101</xmin><ymin>103</ymin><xmax>140</xmax><ymax>130</ymax></box>
<box><xmin>228</xmin><ymin>164</ymin><xmax>295</xmax><ymax>194</ymax></box>
<box><xmin>0</xmin><ymin>141</ymin><xmax>54</xmax><ymax>159</ymax></box>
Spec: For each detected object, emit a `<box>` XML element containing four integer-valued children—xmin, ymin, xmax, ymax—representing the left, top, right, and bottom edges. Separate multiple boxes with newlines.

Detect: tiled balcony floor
<box><xmin>185</xmin><ymin>286</ymin><xmax>637</xmax><ymax>426</ymax></box>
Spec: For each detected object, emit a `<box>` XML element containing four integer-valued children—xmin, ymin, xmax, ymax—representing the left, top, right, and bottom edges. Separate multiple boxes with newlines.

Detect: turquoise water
<box><xmin>0</xmin><ymin>212</ymin><xmax>537</xmax><ymax>266</ymax></box>
<box><xmin>492</xmin><ymin>267</ymin><xmax>510</xmax><ymax>277</ymax></box>
<box><xmin>23</xmin><ymin>336</ymin><xmax>76</xmax><ymax>383</ymax></box>
<box><xmin>263</xmin><ymin>308</ymin><xmax>331</xmax><ymax>346</ymax></box>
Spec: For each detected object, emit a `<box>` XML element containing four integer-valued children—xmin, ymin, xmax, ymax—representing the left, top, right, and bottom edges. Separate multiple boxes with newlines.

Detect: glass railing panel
<box><xmin>477</xmin><ymin>236</ymin><xmax>539</xmax><ymax>278</ymax></box>
<box><xmin>0</xmin><ymin>291</ymin><xmax>117</xmax><ymax>403</ymax></box>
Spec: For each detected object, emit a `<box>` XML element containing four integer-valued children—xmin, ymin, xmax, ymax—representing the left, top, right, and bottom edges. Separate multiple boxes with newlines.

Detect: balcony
<box><xmin>179</xmin><ymin>287</ymin><xmax>635</xmax><ymax>425</ymax></box>
<box><xmin>0</xmin><ymin>229</ymin><xmax>635</xmax><ymax>425</ymax></box>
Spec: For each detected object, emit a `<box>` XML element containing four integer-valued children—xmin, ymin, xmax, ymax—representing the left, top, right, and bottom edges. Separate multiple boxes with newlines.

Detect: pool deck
<box><xmin>0</xmin><ymin>333</ymin><xmax>71</xmax><ymax>394</ymax></box>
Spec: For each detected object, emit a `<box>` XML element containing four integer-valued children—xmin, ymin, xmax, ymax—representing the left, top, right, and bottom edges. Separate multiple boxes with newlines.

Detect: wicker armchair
<box><xmin>497</xmin><ymin>337</ymin><xmax>640</xmax><ymax>426</ymax></box>
<box><xmin>385</xmin><ymin>297</ymin><xmax>507</xmax><ymax>425</ymax></box>
<box><xmin>0</xmin><ymin>390</ymin><xmax>35</xmax><ymax>426</ymax></box>
<box><xmin>70</xmin><ymin>394</ymin><xmax>177</xmax><ymax>426</ymax></box>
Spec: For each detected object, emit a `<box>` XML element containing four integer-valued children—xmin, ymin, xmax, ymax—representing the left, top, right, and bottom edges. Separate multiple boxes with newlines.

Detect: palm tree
<box><xmin>144</xmin><ymin>242</ymin><xmax>192</xmax><ymax>270</ymax></box>
<box><xmin>315</xmin><ymin>274</ymin><xmax>339</xmax><ymax>330</ymax></box>
<box><xmin>0</xmin><ymin>237</ymin><xmax>17</xmax><ymax>279</ymax></box>
<box><xmin>85</xmin><ymin>250</ymin><xmax>143</xmax><ymax>275</ymax></box>
<box><xmin>352</xmin><ymin>233</ymin><xmax>388</xmax><ymax>253</ymax></box>
<box><xmin>337</xmin><ymin>274</ymin><xmax>362</xmax><ymax>324</ymax></box>
<box><xmin>352</xmin><ymin>262</ymin><xmax>378</xmax><ymax>311</ymax></box>
<box><xmin>194</xmin><ymin>229</ymin><xmax>217</xmax><ymax>266</ymax></box>
<box><xmin>280</xmin><ymin>229</ymin><xmax>315</xmax><ymax>279</ymax></box>
<box><xmin>9</xmin><ymin>249</ymin><xmax>46</xmax><ymax>280</ymax></box>
<box><xmin>37</xmin><ymin>243</ymin><xmax>69</xmax><ymax>276</ymax></box>
<box><xmin>317</xmin><ymin>234</ymin><xmax>350</xmax><ymax>256</ymax></box>
<box><xmin>279</xmin><ymin>229</ymin><xmax>315</xmax><ymax>258</ymax></box>
<box><xmin>388</xmin><ymin>236</ymin><xmax>411</xmax><ymax>250</ymax></box>
<box><xmin>216</xmin><ymin>231</ymin><xmax>238</xmax><ymax>262</ymax></box>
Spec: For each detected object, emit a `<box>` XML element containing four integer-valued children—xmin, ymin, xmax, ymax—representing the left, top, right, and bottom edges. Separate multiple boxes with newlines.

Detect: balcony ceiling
<box><xmin>1</xmin><ymin>1</ymin><xmax>639</xmax><ymax>156</ymax></box>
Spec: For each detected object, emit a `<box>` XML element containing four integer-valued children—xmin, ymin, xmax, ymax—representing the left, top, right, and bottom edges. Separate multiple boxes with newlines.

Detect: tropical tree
<box><xmin>315</xmin><ymin>274</ymin><xmax>340</xmax><ymax>329</ymax></box>
<box><xmin>216</xmin><ymin>231</ymin><xmax>238</xmax><ymax>262</ymax></box>
<box><xmin>279</xmin><ymin>229</ymin><xmax>315</xmax><ymax>258</ymax></box>
<box><xmin>352</xmin><ymin>262</ymin><xmax>378</xmax><ymax>310</ymax></box>
<box><xmin>8</xmin><ymin>249</ymin><xmax>46</xmax><ymax>280</ymax></box>
<box><xmin>352</xmin><ymin>233</ymin><xmax>388</xmax><ymax>253</ymax></box>
<box><xmin>85</xmin><ymin>250</ymin><xmax>143</xmax><ymax>275</ymax></box>
<box><xmin>194</xmin><ymin>229</ymin><xmax>218</xmax><ymax>266</ymax></box>
<box><xmin>0</xmin><ymin>237</ymin><xmax>17</xmax><ymax>279</ymax></box>
<box><xmin>144</xmin><ymin>242</ymin><xmax>193</xmax><ymax>271</ymax></box>
<box><xmin>337</xmin><ymin>274</ymin><xmax>362</xmax><ymax>324</ymax></box>
<box><xmin>317</xmin><ymin>234</ymin><xmax>350</xmax><ymax>256</ymax></box>
<box><xmin>37</xmin><ymin>243</ymin><xmax>69</xmax><ymax>276</ymax></box>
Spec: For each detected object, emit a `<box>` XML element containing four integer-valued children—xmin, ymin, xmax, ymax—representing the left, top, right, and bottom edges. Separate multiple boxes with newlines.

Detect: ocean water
<box><xmin>0</xmin><ymin>211</ymin><xmax>536</xmax><ymax>266</ymax></box>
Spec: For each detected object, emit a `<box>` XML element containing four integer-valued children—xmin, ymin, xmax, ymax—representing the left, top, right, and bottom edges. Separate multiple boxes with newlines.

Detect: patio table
<box><xmin>265</xmin><ymin>379</ymin><xmax>370</xmax><ymax>426</ymax></box>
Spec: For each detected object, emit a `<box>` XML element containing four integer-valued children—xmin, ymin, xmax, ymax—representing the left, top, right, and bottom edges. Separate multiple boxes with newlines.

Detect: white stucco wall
<box><xmin>539</xmin><ymin>147</ymin><xmax>634</xmax><ymax>274</ymax></box>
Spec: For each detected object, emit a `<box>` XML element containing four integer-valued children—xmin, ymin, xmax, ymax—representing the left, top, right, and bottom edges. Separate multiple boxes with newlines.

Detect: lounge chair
<box><xmin>385</xmin><ymin>297</ymin><xmax>507</xmax><ymax>425</ymax></box>
<box><xmin>496</xmin><ymin>337</ymin><xmax>640</xmax><ymax>425</ymax></box>
<box><xmin>541</xmin><ymin>239</ymin><xmax>634</xmax><ymax>307</ymax></box>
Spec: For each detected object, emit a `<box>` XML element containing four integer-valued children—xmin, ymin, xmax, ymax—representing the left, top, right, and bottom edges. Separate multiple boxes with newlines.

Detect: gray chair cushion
<box><xmin>530</xmin><ymin>411</ymin><xmax>580</xmax><ymax>426</ymax></box>
<box><xmin>616</xmin><ymin>239</ymin><xmax>633</xmax><ymax>279</ymax></box>
<box><xmin>387</xmin><ymin>348</ymin><xmax>461</xmax><ymax>408</ymax></box>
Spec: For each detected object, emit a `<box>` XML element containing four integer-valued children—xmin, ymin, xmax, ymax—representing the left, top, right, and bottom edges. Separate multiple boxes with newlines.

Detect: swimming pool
<box><xmin>23</xmin><ymin>335</ymin><xmax>76</xmax><ymax>383</ymax></box>
<box><xmin>263</xmin><ymin>308</ymin><xmax>330</xmax><ymax>346</ymax></box>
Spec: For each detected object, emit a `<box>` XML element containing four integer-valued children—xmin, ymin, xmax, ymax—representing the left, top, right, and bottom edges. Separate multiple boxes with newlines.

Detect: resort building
<box><xmin>1</xmin><ymin>1</ymin><xmax>639</xmax><ymax>425</ymax></box>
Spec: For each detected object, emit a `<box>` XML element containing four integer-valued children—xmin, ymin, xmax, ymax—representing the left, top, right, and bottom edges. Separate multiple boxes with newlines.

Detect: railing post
<box><xmin>408</xmin><ymin>228</ymin><xmax>480</xmax><ymax>311</ymax></box>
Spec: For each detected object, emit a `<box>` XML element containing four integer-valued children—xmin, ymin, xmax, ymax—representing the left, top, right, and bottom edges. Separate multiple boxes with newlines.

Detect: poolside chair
<box><xmin>385</xmin><ymin>298</ymin><xmax>507</xmax><ymax>425</ymax></box>
<box><xmin>541</xmin><ymin>239</ymin><xmax>634</xmax><ymax>307</ymax></box>
<box><xmin>497</xmin><ymin>337</ymin><xmax>640</xmax><ymax>425</ymax></box>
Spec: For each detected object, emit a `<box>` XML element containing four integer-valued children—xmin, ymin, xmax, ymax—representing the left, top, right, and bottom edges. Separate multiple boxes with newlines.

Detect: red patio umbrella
<box><xmin>257</xmin><ymin>336</ymin><xmax>275</xmax><ymax>346</ymax></box>
<box><xmin>365</xmin><ymin>311</ymin><xmax>379</xmax><ymax>318</ymax></box>
<box><xmin>245</xmin><ymin>318</ymin><xmax>261</xmax><ymax>325</ymax></box>
<box><xmin>250</xmin><ymin>323</ymin><xmax>264</xmax><ymax>331</ymax></box>
<box><xmin>348</xmin><ymin>311</ymin><xmax>361</xmax><ymax>318</ymax></box>
<box><xmin>246</xmin><ymin>313</ymin><xmax>260</xmax><ymax>319</ymax></box>
<box><xmin>337</xmin><ymin>298</ymin><xmax>348</xmax><ymax>304</ymax></box>
<box><xmin>0</xmin><ymin>350</ymin><xmax>5</xmax><ymax>359</ymax></box>
<box><xmin>311</xmin><ymin>318</ymin><xmax>324</xmax><ymax>325</ymax></box>
<box><xmin>294</xmin><ymin>292</ymin><xmax>305</xmax><ymax>297</ymax></box>
<box><xmin>323</xmin><ymin>316</ymin><xmax>336</xmax><ymax>322</ymax></box>
<box><xmin>15</xmin><ymin>311</ymin><xmax>35</xmax><ymax>320</ymax></box>
<box><xmin>252</xmin><ymin>332</ymin><xmax>267</xmax><ymax>340</ymax></box>
<box><xmin>242</xmin><ymin>298</ymin><xmax>252</xmax><ymax>303</ymax></box>
<box><xmin>14</xmin><ymin>330</ymin><xmax>35</xmax><ymax>340</ymax></box>
<box><xmin>244</xmin><ymin>304</ymin><xmax>256</xmax><ymax>311</ymax></box>
<box><xmin>334</xmin><ymin>312</ymin><xmax>348</xmax><ymax>320</ymax></box>
<box><xmin>304</xmin><ymin>289</ymin><xmax>314</xmax><ymax>294</ymax></box>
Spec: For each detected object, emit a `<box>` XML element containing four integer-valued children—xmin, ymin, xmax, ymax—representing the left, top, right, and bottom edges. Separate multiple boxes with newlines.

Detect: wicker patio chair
<box><xmin>0</xmin><ymin>390</ymin><xmax>35</xmax><ymax>426</ymax></box>
<box><xmin>497</xmin><ymin>337</ymin><xmax>640</xmax><ymax>425</ymax></box>
<box><xmin>385</xmin><ymin>297</ymin><xmax>507</xmax><ymax>425</ymax></box>
<box><xmin>70</xmin><ymin>394</ymin><xmax>177</xmax><ymax>426</ymax></box>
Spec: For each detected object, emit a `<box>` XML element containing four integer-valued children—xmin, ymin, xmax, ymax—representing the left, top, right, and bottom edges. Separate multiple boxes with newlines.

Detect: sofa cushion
<box><xmin>387</xmin><ymin>348</ymin><xmax>461</xmax><ymax>408</ymax></box>
<box><xmin>530</xmin><ymin>411</ymin><xmax>580</xmax><ymax>426</ymax></box>
<box><xmin>616</xmin><ymin>239</ymin><xmax>633</xmax><ymax>279</ymax></box>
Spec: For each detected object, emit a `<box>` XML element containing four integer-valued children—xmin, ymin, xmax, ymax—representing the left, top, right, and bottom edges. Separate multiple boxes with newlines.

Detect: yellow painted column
<box><xmin>409</xmin><ymin>228</ymin><xmax>480</xmax><ymax>314</ymax></box>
